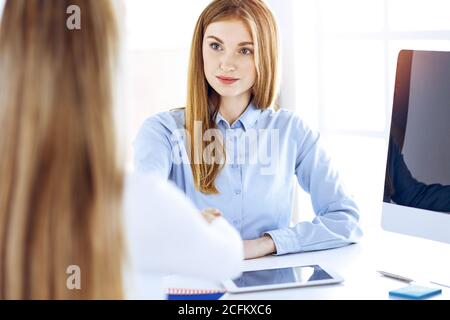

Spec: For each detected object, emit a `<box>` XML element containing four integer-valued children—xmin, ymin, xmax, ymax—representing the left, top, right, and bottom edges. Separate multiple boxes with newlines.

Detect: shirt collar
<box><xmin>214</xmin><ymin>102</ymin><xmax>261</xmax><ymax>131</ymax></box>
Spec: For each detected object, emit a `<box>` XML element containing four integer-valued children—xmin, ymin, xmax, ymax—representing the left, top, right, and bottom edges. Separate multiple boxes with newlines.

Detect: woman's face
<box><xmin>202</xmin><ymin>19</ymin><xmax>256</xmax><ymax>101</ymax></box>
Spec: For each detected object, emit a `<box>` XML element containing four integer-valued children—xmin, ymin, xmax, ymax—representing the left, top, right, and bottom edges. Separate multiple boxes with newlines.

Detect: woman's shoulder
<box><xmin>124</xmin><ymin>171</ymin><xmax>186</xmax><ymax>207</ymax></box>
<box><xmin>260</xmin><ymin>107</ymin><xmax>313</xmax><ymax>133</ymax></box>
<box><xmin>123</xmin><ymin>172</ymin><xmax>200</xmax><ymax>230</ymax></box>
<box><xmin>123</xmin><ymin>172</ymin><xmax>166</xmax><ymax>211</ymax></box>
<box><xmin>140</xmin><ymin>108</ymin><xmax>186</xmax><ymax>133</ymax></box>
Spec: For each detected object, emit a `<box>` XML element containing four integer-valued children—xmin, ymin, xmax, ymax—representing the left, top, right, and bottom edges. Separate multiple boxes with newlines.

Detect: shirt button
<box><xmin>234</xmin><ymin>189</ymin><xmax>241</xmax><ymax>195</ymax></box>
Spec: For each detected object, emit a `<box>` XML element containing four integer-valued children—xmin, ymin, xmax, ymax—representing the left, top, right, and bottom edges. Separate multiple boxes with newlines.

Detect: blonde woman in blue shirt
<box><xmin>134</xmin><ymin>0</ymin><xmax>363</xmax><ymax>259</ymax></box>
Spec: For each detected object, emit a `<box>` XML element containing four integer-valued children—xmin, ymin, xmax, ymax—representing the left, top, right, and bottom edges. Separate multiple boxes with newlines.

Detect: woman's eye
<box><xmin>240</xmin><ymin>48</ymin><xmax>253</xmax><ymax>55</ymax></box>
<box><xmin>210</xmin><ymin>43</ymin><xmax>222</xmax><ymax>51</ymax></box>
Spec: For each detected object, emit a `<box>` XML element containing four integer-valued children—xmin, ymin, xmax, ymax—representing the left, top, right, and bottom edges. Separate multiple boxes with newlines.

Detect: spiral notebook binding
<box><xmin>167</xmin><ymin>288</ymin><xmax>226</xmax><ymax>295</ymax></box>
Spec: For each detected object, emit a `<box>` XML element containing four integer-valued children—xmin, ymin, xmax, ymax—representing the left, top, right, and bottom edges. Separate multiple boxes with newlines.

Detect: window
<box><xmin>292</xmin><ymin>0</ymin><xmax>450</xmax><ymax>229</ymax></box>
<box><xmin>122</xmin><ymin>0</ymin><xmax>211</xmax><ymax>170</ymax></box>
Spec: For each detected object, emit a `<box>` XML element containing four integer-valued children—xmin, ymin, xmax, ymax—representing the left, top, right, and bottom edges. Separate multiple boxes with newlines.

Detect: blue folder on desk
<box><xmin>389</xmin><ymin>284</ymin><xmax>442</xmax><ymax>299</ymax></box>
<box><xmin>167</xmin><ymin>292</ymin><xmax>225</xmax><ymax>300</ymax></box>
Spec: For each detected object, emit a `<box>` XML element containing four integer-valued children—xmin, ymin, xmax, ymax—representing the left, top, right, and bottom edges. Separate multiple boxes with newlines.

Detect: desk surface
<box><xmin>164</xmin><ymin>230</ymin><xmax>450</xmax><ymax>300</ymax></box>
<box><xmin>222</xmin><ymin>231</ymin><xmax>449</xmax><ymax>300</ymax></box>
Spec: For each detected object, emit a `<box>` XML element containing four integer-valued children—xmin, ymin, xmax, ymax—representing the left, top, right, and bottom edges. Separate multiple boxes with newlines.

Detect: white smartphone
<box><xmin>222</xmin><ymin>264</ymin><xmax>344</xmax><ymax>294</ymax></box>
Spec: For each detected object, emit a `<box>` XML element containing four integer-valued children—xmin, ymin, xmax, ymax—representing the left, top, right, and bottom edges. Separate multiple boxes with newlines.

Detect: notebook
<box><xmin>164</xmin><ymin>275</ymin><xmax>226</xmax><ymax>300</ymax></box>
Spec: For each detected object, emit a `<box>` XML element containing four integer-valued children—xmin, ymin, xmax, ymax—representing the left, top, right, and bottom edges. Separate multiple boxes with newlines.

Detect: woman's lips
<box><xmin>216</xmin><ymin>76</ymin><xmax>239</xmax><ymax>85</ymax></box>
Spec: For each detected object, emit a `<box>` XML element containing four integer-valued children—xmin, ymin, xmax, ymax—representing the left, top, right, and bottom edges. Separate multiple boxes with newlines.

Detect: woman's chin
<box><xmin>213</xmin><ymin>87</ymin><xmax>245</xmax><ymax>98</ymax></box>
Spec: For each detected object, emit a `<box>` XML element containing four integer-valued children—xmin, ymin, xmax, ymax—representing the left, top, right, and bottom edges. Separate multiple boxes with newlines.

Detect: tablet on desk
<box><xmin>223</xmin><ymin>264</ymin><xmax>343</xmax><ymax>293</ymax></box>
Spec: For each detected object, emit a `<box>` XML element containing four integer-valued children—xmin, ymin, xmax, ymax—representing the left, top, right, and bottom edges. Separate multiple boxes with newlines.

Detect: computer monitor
<box><xmin>381</xmin><ymin>50</ymin><xmax>450</xmax><ymax>244</ymax></box>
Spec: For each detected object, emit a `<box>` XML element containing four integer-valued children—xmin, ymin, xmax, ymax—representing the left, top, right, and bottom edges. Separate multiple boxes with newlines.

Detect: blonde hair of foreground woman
<box><xmin>0</xmin><ymin>0</ymin><xmax>123</xmax><ymax>299</ymax></box>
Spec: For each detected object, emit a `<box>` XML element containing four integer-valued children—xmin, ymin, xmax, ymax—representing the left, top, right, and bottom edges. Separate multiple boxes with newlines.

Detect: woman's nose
<box><xmin>220</xmin><ymin>54</ymin><xmax>237</xmax><ymax>72</ymax></box>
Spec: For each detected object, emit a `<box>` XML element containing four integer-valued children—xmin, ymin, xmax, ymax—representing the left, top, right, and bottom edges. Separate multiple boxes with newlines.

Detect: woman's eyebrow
<box><xmin>206</xmin><ymin>36</ymin><xmax>223</xmax><ymax>44</ymax></box>
<box><xmin>206</xmin><ymin>35</ymin><xmax>254</xmax><ymax>47</ymax></box>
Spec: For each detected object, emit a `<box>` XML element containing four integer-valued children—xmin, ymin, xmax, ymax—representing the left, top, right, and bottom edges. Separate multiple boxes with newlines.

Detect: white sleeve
<box><xmin>123</xmin><ymin>173</ymin><xmax>243</xmax><ymax>281</ymax></box>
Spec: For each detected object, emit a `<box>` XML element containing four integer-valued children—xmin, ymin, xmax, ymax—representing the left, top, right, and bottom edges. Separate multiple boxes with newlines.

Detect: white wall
<box><xmin>266</xmin><ymin>0</ymin><xmax>297</xmax><ymax>111</ymax></box>
<box><xmin>123</xmin><ymin>0</ymin><xmax>211</xmax><ymax>169</ymax></box>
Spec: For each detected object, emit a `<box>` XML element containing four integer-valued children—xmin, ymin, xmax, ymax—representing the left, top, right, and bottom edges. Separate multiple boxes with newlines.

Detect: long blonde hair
<box><xmin>0</xmin><ymin>0</ymin><xmax>123</xmax><ymax>299</ymax></box>
<box><xmin>186</xmin><ymin>0</ymin><xmax>279</xmax><ymax>194</ymax></box>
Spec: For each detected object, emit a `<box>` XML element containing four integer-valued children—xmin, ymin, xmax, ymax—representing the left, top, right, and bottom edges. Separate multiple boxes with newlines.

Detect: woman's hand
<box><xmin>243</xmin><ymin>235</ymin><xmax>276</xmax><ymax>260</ymax></box>
<box><xmin>201</xmin><ymin>208</ymin><xmax>222</xmax><ymax>224</ymax></box>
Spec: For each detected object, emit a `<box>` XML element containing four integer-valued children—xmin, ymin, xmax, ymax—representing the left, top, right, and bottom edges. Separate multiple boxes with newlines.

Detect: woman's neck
<box><xmin>218</xmin><ymin>93</ymin><xmax>251</xmax><ymax>125</ymax></box>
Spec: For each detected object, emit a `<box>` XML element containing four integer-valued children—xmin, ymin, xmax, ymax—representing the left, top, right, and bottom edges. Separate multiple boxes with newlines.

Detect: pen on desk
<box><xmin>377</xmin><ymin>270</ymin><xmax>414</xmax><ymax>283</ymax></box>
<box><xmin>431</xmin><ymin>281</ymin><xmax>450</xmax><ymax>289</ymax></box>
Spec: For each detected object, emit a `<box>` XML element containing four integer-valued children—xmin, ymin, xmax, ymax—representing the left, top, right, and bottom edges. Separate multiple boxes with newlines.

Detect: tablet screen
<box><xmin>232</xmin><ymin>265</ymin><xmax>333</xmax><ymax>288</ymax></box>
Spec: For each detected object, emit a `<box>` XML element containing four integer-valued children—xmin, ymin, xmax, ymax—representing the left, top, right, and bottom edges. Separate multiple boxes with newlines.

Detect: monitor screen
<box><xmin>382</xmin><ymin>50</ymin><xmax>450</xmax><ymax>244</ymax></box>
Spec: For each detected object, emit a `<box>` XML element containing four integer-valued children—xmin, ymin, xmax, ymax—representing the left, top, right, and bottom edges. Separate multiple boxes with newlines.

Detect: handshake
<box><xmin>201</xmin><ymin>208</ymin><xmax>222</xmax><ymax>224</ymax></box>
<box><xmin>200</xmin><ymin>208</ymin><xmax>276</xmax><ymax>260</ymax></box>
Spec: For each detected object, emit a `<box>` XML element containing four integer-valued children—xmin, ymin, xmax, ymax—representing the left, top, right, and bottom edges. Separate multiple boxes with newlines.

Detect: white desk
<box><xmin>222</xmin><ymin>231</ymin><xmax>449</xmax><ymax>300</ymax></box>
<box><xmin>164</xmin><ymin>230</ymin><xmax>450</xmax><ymax>300</ymax></box>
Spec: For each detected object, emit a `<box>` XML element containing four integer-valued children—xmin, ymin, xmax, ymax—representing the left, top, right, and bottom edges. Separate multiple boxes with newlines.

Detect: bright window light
<box><xmin>125</xmin><ymin>0</ymin><xmax>210</xmax><ymax>51</ymax></box>
<box><xmin>292</xmin><ymin>0</ymin><xmax>450</xmax><ymax>230</ymax></box>
<box><xmin>321</xmin><ymin>39</ymin><xmax>386</xmax><ymax>132</ymax></box>
<box><xmin>319</xmin><ymin>0</ymin><xmax>384</xmax><ymax>32</ymax></box>
<box><xmin>388</xmin><ymin>0</ymin><xmax>450</xmax><ymax>31</ymax></box>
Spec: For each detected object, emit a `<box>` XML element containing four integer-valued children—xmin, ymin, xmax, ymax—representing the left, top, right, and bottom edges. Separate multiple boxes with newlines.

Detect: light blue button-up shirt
<box><xmin>134</xmin><ymin>103</ymin><xmax>362</xmax><ymax>255</ymax></box>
